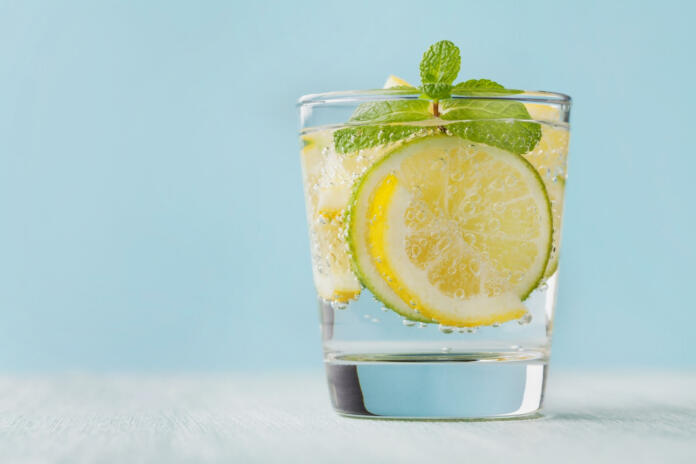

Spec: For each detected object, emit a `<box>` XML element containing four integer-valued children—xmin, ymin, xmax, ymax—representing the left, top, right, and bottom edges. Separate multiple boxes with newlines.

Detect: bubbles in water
<box><xmin>330</xmin><ymin>301</ymin><xmax>348</xmax><ymax>311</ymax></box>
<box><xmin>466</xmin><ymin>327</ymin><xmax>479</xmax><ymax>334</ymax></box>
<box><xmin>468</xmin><ymin>261</ymin><xmax>481</xmax><ymax>277</ymax></box>
<box><xmin>518</xmin><ymin>313</ymin><xmax>533</xmax><ymax>325</ymax></box>
<box><xmin>441</xmin><ymin>347</ymin><xmax>452</xmax><ymax>353</ymax></box>
<box><xmin>362</xmin><ymin>314</ymin><xmax>370</xmax><ymax>319</ymax></box>
<box><xmin>371</xmin><ymin>318</ymin><xmax>380</xmax><ymax>323</ymax></box>
<box><xmin>492</xmin><ymin>322</ymin><xmax>501</xmax><ymax>328</ymax></box>
<box><xmin>380</xmin><ymin>306</ymin><xmax>389</xmax><ymax>312</ymax></box>
<box><xmin>417</xmin><ymin>322</ymin><xmax>428</xmax><ymax>329</ymax></box>
<box><xmin>539</xmin><ymin>282</ymin><xmax>549</xmax><ymax>291</ymax></box>
<box><xmin>438</xmin><ymin>325</ymin><xmax>454</xmax><ymax>334</ymax></box>
<box><xmin>402</xmin><ymin>319</ymin><xmax>416</xmax><ymax>327</ymax></box>
<box><xmin>409</xmin><ymin>244</ymin><xmax>422</xmax><ymax>257</ymax></box>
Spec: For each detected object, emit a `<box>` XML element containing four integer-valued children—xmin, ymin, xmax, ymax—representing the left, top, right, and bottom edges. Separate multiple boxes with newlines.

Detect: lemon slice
<box><xmin>522</xmin><ymin>109</ymin><xmax>570</xmax><ymax>278</ymax></box>
<box><xmin>301</xmin><ymin>130</ymin><xmax>390</xmax><ymax>302</ymax></box>
<box><xmin>301</xmin><ymin>131</ymin><xmax>361</xmax><ymax>302</ymax></box>
<box><xmin>384</xmin><ymin>75</ymin><xmax>414</xmax><ymax>89</ymax></box>
<box><xmin>348</xmin><ymin>135</ymin><xmax>552</xmax><ymax>326</ymax></box>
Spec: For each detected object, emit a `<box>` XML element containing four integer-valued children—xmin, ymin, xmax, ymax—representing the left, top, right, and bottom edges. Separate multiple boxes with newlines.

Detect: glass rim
<box><xmin>297</xmin><ymin>89</ymin><xmax>572</xmax><ymax>107</ymax></box>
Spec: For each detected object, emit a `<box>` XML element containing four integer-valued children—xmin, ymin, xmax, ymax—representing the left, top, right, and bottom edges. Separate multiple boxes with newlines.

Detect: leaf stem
<box><xmin>432</xmin><ymin>99</ymin><xmax>447</xmax><ymax>133</ymax></box>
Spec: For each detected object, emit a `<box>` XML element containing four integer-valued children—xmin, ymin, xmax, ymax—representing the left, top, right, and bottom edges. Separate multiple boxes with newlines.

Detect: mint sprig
<box><xmin>333</xmin><ymin>40</ymin><xmax>542</xmax><ymax>155</ymax></box>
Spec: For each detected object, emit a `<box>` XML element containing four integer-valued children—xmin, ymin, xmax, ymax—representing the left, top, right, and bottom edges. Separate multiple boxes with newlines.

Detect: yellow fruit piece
<box><xmin>522</xmin><ymin>120</ymin><xmax>570</xmax><ymax>278</ymax></box>
<box><xmin>383</xmin><ymin>75</ymin><xmax>414</xmax><ymax>89</ymax></box>
<box><xmin>300</xmin><ymin>130</ymin><xmax>386</xmax><ymax>302</ymax></box>
<box><xmin>526</xmin><ymin>103</ymin><xmax>561</xmax><ymax>123</ymax></box>
<box><xmin>352</xmin><ymin>136</ymin><xmax>552</xmax><ymax>327</ymax></box>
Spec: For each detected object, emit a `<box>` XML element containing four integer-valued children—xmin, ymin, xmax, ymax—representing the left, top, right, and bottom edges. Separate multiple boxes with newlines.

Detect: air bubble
<box><xmin>381</xmin><ymin>306</ymin><xmax>389</xmax><ymax>312</ymax></box>
<box><xmin>441</xmin><ymin>347</ymin><xmax>452</xmax><ymax>353</ymax></box>
<box><xmin>371</xmin><ymin>318</ymin><xmax>380</xmax><ymax>323</ymax></box>
<box><xmin>417</xmin><ymin>322</ymin><xmax>428</xmax><ymax>329</ymax></box>
<box><xmin>466</xmin><ymin>327</ymin><xmax>479</xmax><ymax>334</ymax></box>
<box><xmin>518</xmin><ymin>313</ymin><xmax>533</xmax><ymax>325</ymax></box>
<box><xmin>410</xmin><ymin>245</ymin><xmax>421</xmax><ymax>257</ymax></box>
<box><xmin>539</xmin><ymin>282</ymin><xmax>549</xmax><ymax>291</ymax></box>
<box><xmin>402</xmin><ymin>319</ymin><xmax>416</xmax><ymax>327</ymax></box>
<box><xmin>438</xmin><ymin>325</ymin><xmax>454</xmax><ymax>334</ymax></box>
<box><xmin>330</xmin><ymin>301</ymin><xmax>348</xmax><ymax>311</ymax></box>
<box><xmin>492</xmin><ymin>322</ymin><xmax>501</xmax><ymax>328</ymax></box>
<box><xmin>468</xmin><ymin>261</ymin><xmax>481</xmax><ymax>276</ymax></box>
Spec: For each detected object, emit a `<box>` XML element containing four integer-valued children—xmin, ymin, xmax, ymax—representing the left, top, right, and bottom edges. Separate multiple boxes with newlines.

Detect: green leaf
<box><xmin>387</xmin><ymin>85</ymin><xmax>417</xmax><ymax>90</ymax></box>
<box><xmin>349</xmin><ymin>100</ymin><xmax>432</xmax><ymax>124</ymax></box>
<box><xmin>419</xmin><ymin>40</ymin><xmax>461</xmax><ymax>99</ymax></box>
<box><xmin>333</xmin><ymin>125</ymin><xmax>424</xmax><ymax>154</ymax></box>
<box><xmin>440</xmin><ymin>98</ymin><xmax>532</xmax><ymax>120</ymax></box>
<box><xmin>452</xmin><ymin>79</ymin><xmax>521</xmax><ymax>96</ymax></box>
<box><xmin>420</xmin><ymin>82</ymin><xmax>452</xmax><ymax>100</ymax></box>
<box><xmin>446</xmin><ymin>120</ymin><xmax>542</xmax><ymax>155</ymax></box>
<box><xmin>440</xmin><ymin>97</ymin><xmax>541</xmax><ymax>154</ymax></box>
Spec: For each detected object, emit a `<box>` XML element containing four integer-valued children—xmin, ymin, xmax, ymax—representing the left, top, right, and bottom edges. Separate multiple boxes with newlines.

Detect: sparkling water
<box><xmin>299</xmin><ymin>101</ymin><xmax>570</xmax><ymax>418</ymax></box>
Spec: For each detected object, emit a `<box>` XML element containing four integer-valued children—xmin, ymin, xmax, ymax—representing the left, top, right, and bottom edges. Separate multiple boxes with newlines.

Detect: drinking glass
<box><xmin>298</xmin><ymin>89</ymin><xmax>571</xmax><ymax>419</ymax></box>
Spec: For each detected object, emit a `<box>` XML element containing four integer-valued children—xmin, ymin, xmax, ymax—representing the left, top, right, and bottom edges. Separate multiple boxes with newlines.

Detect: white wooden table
<box><xmin>0</xmin><ymin>371</ymin><xmax>694</xmax><ymax>463</ymax></box>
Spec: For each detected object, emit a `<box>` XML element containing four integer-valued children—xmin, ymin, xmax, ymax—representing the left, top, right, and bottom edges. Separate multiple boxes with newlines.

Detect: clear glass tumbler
<box><xmin>298</xmin><ymin>89</ymin><xmax>571</xmax><ymax>419</ymax></box>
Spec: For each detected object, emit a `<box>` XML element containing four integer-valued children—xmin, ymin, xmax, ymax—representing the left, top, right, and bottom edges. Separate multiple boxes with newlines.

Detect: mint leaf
<box><xmin>446</xmin><ymin>121</ymin><xmax>541</xmax><ymax>155</ymax></box>
<box><xmin>334</xmin><ymin>125</ymin><xmax>424</xmax><ymax>154</ymax></box>
<box><xmin>333</xmin><ymin>100</ymin><xmax>433</xmax><ymax>153</ymax></box>
<box><xmin>440</xmin><ymin>97</ymin><xmax>541</xmax><ymax>154</ymax></box>
<box><xmin>387</xmin><ymin>85</ymin><xmax>417</xmax><ymax>90</ymax></box>
<box><xmin>452</xmin><ymin>79</ymin><xmax>521</xmax><ymax>96</ymax></box>
<box><xmin>440</xmin><ymin>98</ymin><xmax>531</xmax><ymax>121</ymax></box>
<box><xmin>350</xmin><ymin>100</ymin><xmax>431</xmax><ymax>124</ymax></box>
<box><xmin>421</xmin><ymin>83</ymin><xmax>452</xmax><ymax>100</ymax></box>
<box><xmin>419</xmin><ymin>40</ymin><xmax>460</xmax><ymax>99</ymax></box>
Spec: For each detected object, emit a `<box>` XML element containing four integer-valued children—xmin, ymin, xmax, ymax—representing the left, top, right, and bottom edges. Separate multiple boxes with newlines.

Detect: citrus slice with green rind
<box><xmin>347</xmin><ymin>135</ymin><xmax>552</xmax><ymax>326</ymax></box>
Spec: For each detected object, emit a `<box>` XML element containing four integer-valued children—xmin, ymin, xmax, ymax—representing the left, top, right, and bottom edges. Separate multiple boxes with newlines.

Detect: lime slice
<box><xmin>348</xmin><ymin>135</ymin><xmax>552</xmax><ymax>326</ymax></box>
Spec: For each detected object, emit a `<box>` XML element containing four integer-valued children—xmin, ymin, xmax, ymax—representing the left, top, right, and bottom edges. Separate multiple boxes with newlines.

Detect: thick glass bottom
<box><xmin>325</xmin><ymin>355</ymin><xmax>547</xmax><ymax>419</ymax></box>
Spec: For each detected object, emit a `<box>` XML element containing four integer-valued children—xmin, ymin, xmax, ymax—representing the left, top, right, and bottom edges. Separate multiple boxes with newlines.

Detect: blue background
<box><xmin>1</xmin><ymin>0</ymin><xmax>694</xmax><ymax>371</ymax></box>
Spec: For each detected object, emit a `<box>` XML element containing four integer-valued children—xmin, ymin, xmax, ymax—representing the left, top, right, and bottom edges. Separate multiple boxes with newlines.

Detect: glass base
<box><xmin>325</xmin><ymin>357</ymin><xmax>547</xmax><ymax>419</ymax></box>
